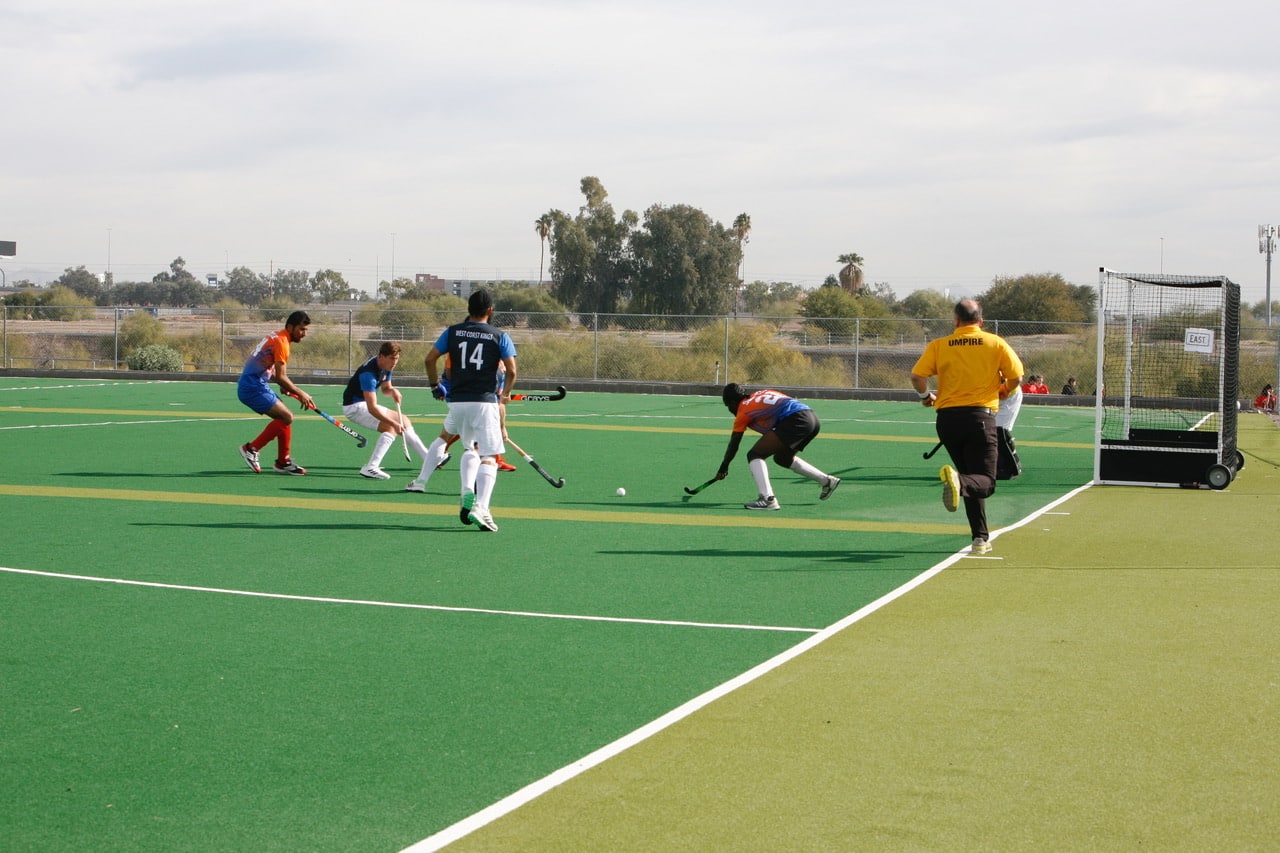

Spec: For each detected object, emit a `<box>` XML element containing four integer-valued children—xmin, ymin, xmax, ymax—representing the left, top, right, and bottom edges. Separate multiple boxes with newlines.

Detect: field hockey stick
<box><xmin>683</xmin><ymin>477</ymin><xmax>718</xmax><ymax>497</ymax></box>
<box><xmin>502</xmin><ymin>435</ymin><xmax>565</xmax><ymax>488</ymax></box>
<box><xmin>395</xmin><ymin>402</ymin><xmax>411</xmax><ymax>461</ymax></box>
<box><xmin>510</xmin><ymin>385</ymin><xmax>567</xmax><ymax>402</ymax></box>
<box><xmin>923</xmin><ymin>440</ymin><xmax>943</xmax><ymax>459</ymax></box>
<box><xmin>289</xmin><ymin>393</ymin><xmax>368</xmax><ymax>448</ymax></box>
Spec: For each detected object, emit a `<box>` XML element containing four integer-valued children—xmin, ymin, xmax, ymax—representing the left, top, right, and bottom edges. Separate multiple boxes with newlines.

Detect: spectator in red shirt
<box><xmin>1255</xmin><ymin>384</ymin><xmax>1278</xmax><ymax>414</ymax></box>
<box><xmin>1022</xmin><ymin>374</ymin><xmax>1049</xmax><ymax>394</ymax></box>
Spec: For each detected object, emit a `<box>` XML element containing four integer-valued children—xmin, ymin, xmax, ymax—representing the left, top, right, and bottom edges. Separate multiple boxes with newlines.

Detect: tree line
<box><xmin>8</xmin><ymin>175</ymin><xmax>1279</xmax><ymax>328</ymax></box>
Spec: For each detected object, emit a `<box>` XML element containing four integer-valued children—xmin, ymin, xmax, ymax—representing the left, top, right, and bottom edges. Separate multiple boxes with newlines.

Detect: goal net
<box><xmin>1094</xmin><ymin>268</ymin><xmax>1241</xmax><ymax>488</ymax></box>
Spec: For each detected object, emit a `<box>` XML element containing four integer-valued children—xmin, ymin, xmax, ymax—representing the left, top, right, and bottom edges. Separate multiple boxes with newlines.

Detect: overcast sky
<box><xmin>4</xmin><ymin>0</ymin><xmax>1280</xmax><ymax>304</ymax></box>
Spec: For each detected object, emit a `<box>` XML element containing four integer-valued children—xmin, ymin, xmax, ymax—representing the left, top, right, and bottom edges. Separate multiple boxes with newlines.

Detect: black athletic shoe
<box><xmin>460</xmin><ymin>491</ymin><xmax>474</xmax><ymax>525</ymax></box>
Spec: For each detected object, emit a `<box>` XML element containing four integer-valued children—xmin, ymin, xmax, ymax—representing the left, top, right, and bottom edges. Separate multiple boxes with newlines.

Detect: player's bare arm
<box><xmin>499</xmin><ymin>355</ymin><xmax>517</xmax><ymax>402</ymax></box>
<box><xmin>716</xmin><ymin>431</ymin><xmax>745</xmax><ymax>479</ymax></box>
<box><xmin>363</xmin><ymin>387</ymin><xmax>400</xmax><ymax>432</ymax></box>
<box><xmin>276</xmin><ymin>361</ymin><xmax>314</xmax><ymax>410</ymax></box>
<box><xmin>910</xmin><ymin>372</ymin><xmax>935</xmax><ymax>407</ymax></box>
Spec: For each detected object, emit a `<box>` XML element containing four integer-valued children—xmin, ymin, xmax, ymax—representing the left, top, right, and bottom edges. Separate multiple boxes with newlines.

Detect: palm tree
<box><xmin>535</xmin><ymin>213</ymin><xmax>554</xmax><ymax>286</ymax></box>
<box><xmin>837</xmin><ymin>252</ymin><xmax>865</xmax><ymax>294</ymax></box>
<box><xmin>732</xmin><ymin>213</ymin><xmax>751</xmax><ymax>312</ymax></box>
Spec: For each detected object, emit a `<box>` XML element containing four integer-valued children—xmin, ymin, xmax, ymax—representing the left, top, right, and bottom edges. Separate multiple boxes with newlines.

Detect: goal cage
<box><xmin>1094</xmin><ymin>268</ymin><xmax>1243</xmax><ymax>490</ymax></box>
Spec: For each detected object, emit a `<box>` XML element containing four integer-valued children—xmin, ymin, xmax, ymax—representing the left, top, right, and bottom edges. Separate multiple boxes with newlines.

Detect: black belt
<box><xmin>940</xmin><ymin>406</ymin><xmax>992</xmax><ymax>414</ymax></box>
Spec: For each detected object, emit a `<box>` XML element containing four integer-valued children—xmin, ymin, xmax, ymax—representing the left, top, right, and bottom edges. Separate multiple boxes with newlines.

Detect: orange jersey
<box><xmin>732</xmin><ymin>390</ymin><xmax>809</xmax><ymax>434</ymax></box>
<box><xmin>241</xmin><ymin>329</ymin><xmax>292</xmax><ymax>383</ymax></box>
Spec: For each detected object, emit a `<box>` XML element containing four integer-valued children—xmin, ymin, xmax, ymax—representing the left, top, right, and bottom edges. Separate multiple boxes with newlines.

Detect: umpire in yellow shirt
<box><xmin>911</xmin><ymin>299</ymin><xmax>1025</xmax><ymax>554</ymax></box>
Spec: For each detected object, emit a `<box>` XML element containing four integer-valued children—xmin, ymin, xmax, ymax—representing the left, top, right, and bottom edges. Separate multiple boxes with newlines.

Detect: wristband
<box><xmin>917</xmin><ymin>390</ymin><xmax>931</xmax><ymax>399</ymax></box>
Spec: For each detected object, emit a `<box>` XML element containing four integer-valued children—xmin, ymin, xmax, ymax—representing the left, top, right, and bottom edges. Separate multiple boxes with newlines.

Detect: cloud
<box><xmin>5</xmin><ymin>0</ymin><xmax>1280</xmax><ymax>300</ymax></box>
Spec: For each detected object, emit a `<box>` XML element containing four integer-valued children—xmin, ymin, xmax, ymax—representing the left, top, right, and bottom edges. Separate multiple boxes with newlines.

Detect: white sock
<box><xmin>749</xmin><ymin>457</ymin><xmax>773</xmax><ymax>497</ymax></box>
<box><xmin>405</xmin><ymin>427</ymin><xmax>429</xmax><ymax>459</ymax></box>
<box><xmin>475</xmin><ymin>459</ymin><xmax>497</xmax><ymax>509</ymax></box>
<box><xmin>459</xmin><ymin>449</ymin><xmax>481</xmax><ymax>497</ymax></box>
<box><xmin>416</xmin><ymin>437</ymin><xmax>448</xmax><ymax>483</ymax></box>
<box><xmin>789</xmin><ymin>456</ymin><xmax>827</xmax><ymax>483</ymax></box>
<box><xmin>368</xmin><ymin>432</ymin><xmax>394</xmax><ymax>468</ymax></box>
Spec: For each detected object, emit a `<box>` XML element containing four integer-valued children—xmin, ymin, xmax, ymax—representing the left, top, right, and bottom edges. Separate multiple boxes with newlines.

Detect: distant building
<box><xmin>414</xmin><ymin>273</ymin><xmax>448</xmax><ymax>292</ymax></box>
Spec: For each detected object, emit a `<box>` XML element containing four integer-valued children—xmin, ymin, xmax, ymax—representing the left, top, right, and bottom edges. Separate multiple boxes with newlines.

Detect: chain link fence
<box><xmin>4</xmin><ymin>305</ymin><xmax>1279</xmax><ymax>396</ymax></box>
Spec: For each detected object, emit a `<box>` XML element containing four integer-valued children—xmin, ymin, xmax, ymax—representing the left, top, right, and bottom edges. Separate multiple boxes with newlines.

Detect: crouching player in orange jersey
<box><xmin>711</xmin><ymin>383</ymin><xmax>841</xmax><ymax>511</ymax></box>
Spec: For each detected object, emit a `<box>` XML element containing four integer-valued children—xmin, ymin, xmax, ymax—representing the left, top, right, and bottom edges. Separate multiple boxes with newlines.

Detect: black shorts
<box><xmin>774</xmin><ymin>409</ymin><xmax>820</xmax><ymax>452</ymax></box>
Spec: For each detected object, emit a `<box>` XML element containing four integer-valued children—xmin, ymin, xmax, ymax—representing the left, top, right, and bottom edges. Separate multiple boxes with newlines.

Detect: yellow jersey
<box><xmin>912</xmin><ymin>324</ymin><xmax>1024</xmax><ymax>411</ymax></box>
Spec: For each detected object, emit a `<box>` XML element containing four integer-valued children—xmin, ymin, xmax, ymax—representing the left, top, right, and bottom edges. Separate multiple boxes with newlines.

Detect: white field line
<box><xmin>0</xmin><ymin>566</ymin><xmax>819</xmax><ymax>635</ymax></box>
<box><xmin>0</xmin><ymin>380</ymin><xmax>180</xmax><ymax>392</ymax></box>
<box><xmin>0</xmin><ymin>417</ymin><xmax>250</xmax><ymax>431</ymax></box>
<box><xmin>401</xmin><ymin>480</ymin><xmax>1099</xmax><ymax>852</ymax></box>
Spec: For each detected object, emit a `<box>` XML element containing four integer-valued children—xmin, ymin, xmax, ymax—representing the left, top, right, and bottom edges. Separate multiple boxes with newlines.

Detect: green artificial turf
<box><xmin>1</xmin><ymin>377</ymin><xmax>1144</xmax><ymax>851</ymax></box>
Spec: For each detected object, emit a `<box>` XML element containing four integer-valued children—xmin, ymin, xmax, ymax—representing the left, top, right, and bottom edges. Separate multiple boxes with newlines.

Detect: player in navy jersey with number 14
<box><xmin>422</xmin><ymin>290</ymin><xmax>517</xmax><ymax>532</ymax></box>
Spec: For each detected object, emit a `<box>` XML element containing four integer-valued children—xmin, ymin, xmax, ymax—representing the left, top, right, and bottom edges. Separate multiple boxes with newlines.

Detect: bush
<box><xmin>127</xmin><ymin>344</ymin><xmax>185</xmax><ymax>371</ymax></box>
<box><xmin>119</xmin><ymin>311</ymin><xmax>167</xmax><ymax>352</ymax></box>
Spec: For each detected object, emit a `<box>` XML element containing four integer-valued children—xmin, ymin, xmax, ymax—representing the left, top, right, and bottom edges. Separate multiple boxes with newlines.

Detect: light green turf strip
<box><xmin>437</xmin><ymin>415</ymin><xmax>1280</xmax><ymax>852</ymax></box>
<box><xmin>0</xmin><ymin>484</ymin><xmax>969</xmax><ymax>535</ymax></box>
<box><xmin>0</xmin><ymin>403</ymin><xmax>1091</xmax><ymax>449</ymax></box>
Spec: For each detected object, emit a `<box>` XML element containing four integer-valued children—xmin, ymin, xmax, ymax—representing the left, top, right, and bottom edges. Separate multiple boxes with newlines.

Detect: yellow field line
<box><xmin>0</xmin><ymin>406</ymin><xmax>1092</xmax><ymax>449</ymax></box>
<box><xmin>0</xmin><ymin>483</ymin><xmax>967</xmax><ymax>536</ymax></box>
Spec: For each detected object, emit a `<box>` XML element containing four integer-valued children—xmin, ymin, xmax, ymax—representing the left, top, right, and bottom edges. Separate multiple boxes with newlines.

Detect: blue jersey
<box><xmin>342</xmin><ymin>356</ymin><xmax>391</xmax><ymax>406</ymax></box>
<box><xmin>434</xmin><ymin>320</ymin><xmax>516</xmax><ymax>403</ymax></box>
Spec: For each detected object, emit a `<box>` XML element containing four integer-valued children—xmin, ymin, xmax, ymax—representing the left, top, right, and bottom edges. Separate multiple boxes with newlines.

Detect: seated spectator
<box><xmin>1255</xmin><ymin>384</ymin><xmax>1278</xmax><ymax>414</ymax></box>
<box><xmin>1022</xmin><ymin>374</ymin><xmax>1049</xmax><ymax>394</ymax></box>
<box><xmin>1061</xmin><ymin>376</ymin><xmax>1078</xmax><ymax>395</ymax></box>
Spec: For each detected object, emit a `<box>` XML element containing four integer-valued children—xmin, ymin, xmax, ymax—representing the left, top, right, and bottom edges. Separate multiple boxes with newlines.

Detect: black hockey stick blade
<box><xmin>512</xmin><ymin>385</ymin><xmax>567</xmax><ymax>402</ymax></box>
<box><xmin>525</xmin><ymin>456</ymin><xmax>565</xmax><ymax>488</ymax></box>
<box><xmin>683</xmin><ymin>478</ymin><xmax>717</xmax><ymax>496</ymax></box>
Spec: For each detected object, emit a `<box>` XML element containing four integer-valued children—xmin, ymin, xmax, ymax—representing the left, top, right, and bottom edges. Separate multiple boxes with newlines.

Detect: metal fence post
<box><xmin>593</xmin><ymin>313</ymin><xmax>599</xmax><ymax>380</ymax></box>
<box><xmin>854</xmin><ymin>317</ymin><xmax>861</xmax><ymax>389</ymax></box>
<box><xmin>219</xmin><ymin>309</ymin><xmax>226</xmax><ymax>372</ymax></box>
<box><xmin>723</xmin><ymin>316</ymin><xmax>730</xmax><ymax>384</ymax></box>
<box><xmin>1274</xmin><ymin>325</ymin><xmax>1280</xmax><ymax>400</ymax></box>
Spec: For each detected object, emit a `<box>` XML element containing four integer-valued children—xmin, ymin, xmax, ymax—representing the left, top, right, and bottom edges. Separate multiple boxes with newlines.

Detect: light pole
<box><xmin>390</xmin><ymin>232</ymin><xmax>396</xmax><ymax>286</ymax></box>
<box><xmin>1260</xmin><ymin>225</ymin><xmax>1276</xmax><ymax>327</ymax></box>
<box><xmin>1159</xmin><ymin>236</ymin><xmax>1164</xmax><ymax>273</ymax></box>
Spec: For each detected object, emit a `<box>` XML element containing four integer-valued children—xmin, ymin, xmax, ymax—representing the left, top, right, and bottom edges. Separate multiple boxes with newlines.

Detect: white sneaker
<box><xmin>971</xmin><ymin>537</ymin><xmax>992</xmax><ymax>555</ymax></box>
<box><xmin>744</xmin><ymin>494</ymin><xmax>781</xmax><ymax>511</ymax></box>
<box><xmin>404</xmin><ymin>480</ymin><xmax>426</xmax><ymax>493</ymax></box>
<box><xmin>360</xmin><ymin>465</ymin><xmax>391</xmax><ymax>480</ymax></box>
<box><xmin>272</xmin><ymin>458</ymin><xmax>306</xmax><ymax>476</ymax></box>
<box><xmin>820</xmin><ymin>476</ymin><xmax>841</xmax><ymax>500</ymax></box>
<box><xmin>239</xmin><ymin>443</ymin><xmax>261</xmax><ymax>473</ymax></box>
<box><xmin>435</xmin><ymin>452</ymin><xmax>451</xmax><ymax>471</ymax></box>
<box><xmin>468</xmin><ymin>505</ymin><xmax>499</xmax><ymax>532</ymax></box>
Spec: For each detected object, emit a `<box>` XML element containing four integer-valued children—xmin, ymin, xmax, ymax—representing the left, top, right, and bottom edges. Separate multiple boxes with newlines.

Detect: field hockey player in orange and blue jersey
<box><xmin>236</xmin><ymin>310</ymin><xmax>314</xmax><ymax>475</ymax></box>
<box><xmin>711</xmin><ymin>383</ymin><xmax>841</xmax><ymax>511</ymax></box>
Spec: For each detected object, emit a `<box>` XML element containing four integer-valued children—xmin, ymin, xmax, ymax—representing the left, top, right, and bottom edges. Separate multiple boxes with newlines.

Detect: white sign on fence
<box><xmin>1184</xmin><ymin>327</ymin><xmax>1215</xmax><ymax>354</ymax></box>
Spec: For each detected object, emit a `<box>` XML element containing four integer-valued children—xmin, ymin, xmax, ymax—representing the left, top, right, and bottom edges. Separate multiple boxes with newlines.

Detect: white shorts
<box><xmin>996</xmin><ymin>386</ymin><xmax>1022</xmax><ymax>431</ymax></box>
<box><xmin>443</xmin><ymin>401</ymin><xmax>505</xmax><ymax>457</ymax></box>
<box><xmin>342</xmin><ymin>401</ymin><xmax>387</xmax><ymax>432</ymax></box>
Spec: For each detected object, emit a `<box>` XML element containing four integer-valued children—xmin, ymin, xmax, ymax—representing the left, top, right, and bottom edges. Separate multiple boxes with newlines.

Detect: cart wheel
<box><xmin>1235</xmin><ymin>450</ymin><xmax>1246</xmax><ymax>471</ymax></box>
<box><xmin>1206</xmin><ymin>464</ymin><xmax>1232</xmax><ymax>490</ymax></box>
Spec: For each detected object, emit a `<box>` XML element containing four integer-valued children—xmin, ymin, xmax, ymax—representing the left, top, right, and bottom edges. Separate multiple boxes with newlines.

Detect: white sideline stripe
<box><xmin>0</xmin><ymin>417</ymin><xmax>250</xmax><ymax>431</ymax></box>
<box><xmin>0</xmin><ymin>566</ymin><xmax>819</xmax><ymax>634</ymax></box>
<box><xmin>402</xmin><ymin>481</ymin><xmax>1099</xmax><ymax>852</ymax></box>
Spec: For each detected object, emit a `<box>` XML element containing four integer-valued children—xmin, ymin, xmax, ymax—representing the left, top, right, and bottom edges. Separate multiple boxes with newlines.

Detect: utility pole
<box><xmin>1260</xmin><ymin>225</ymin><xmax>1276</xmax><ymax>327</ymax></box>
